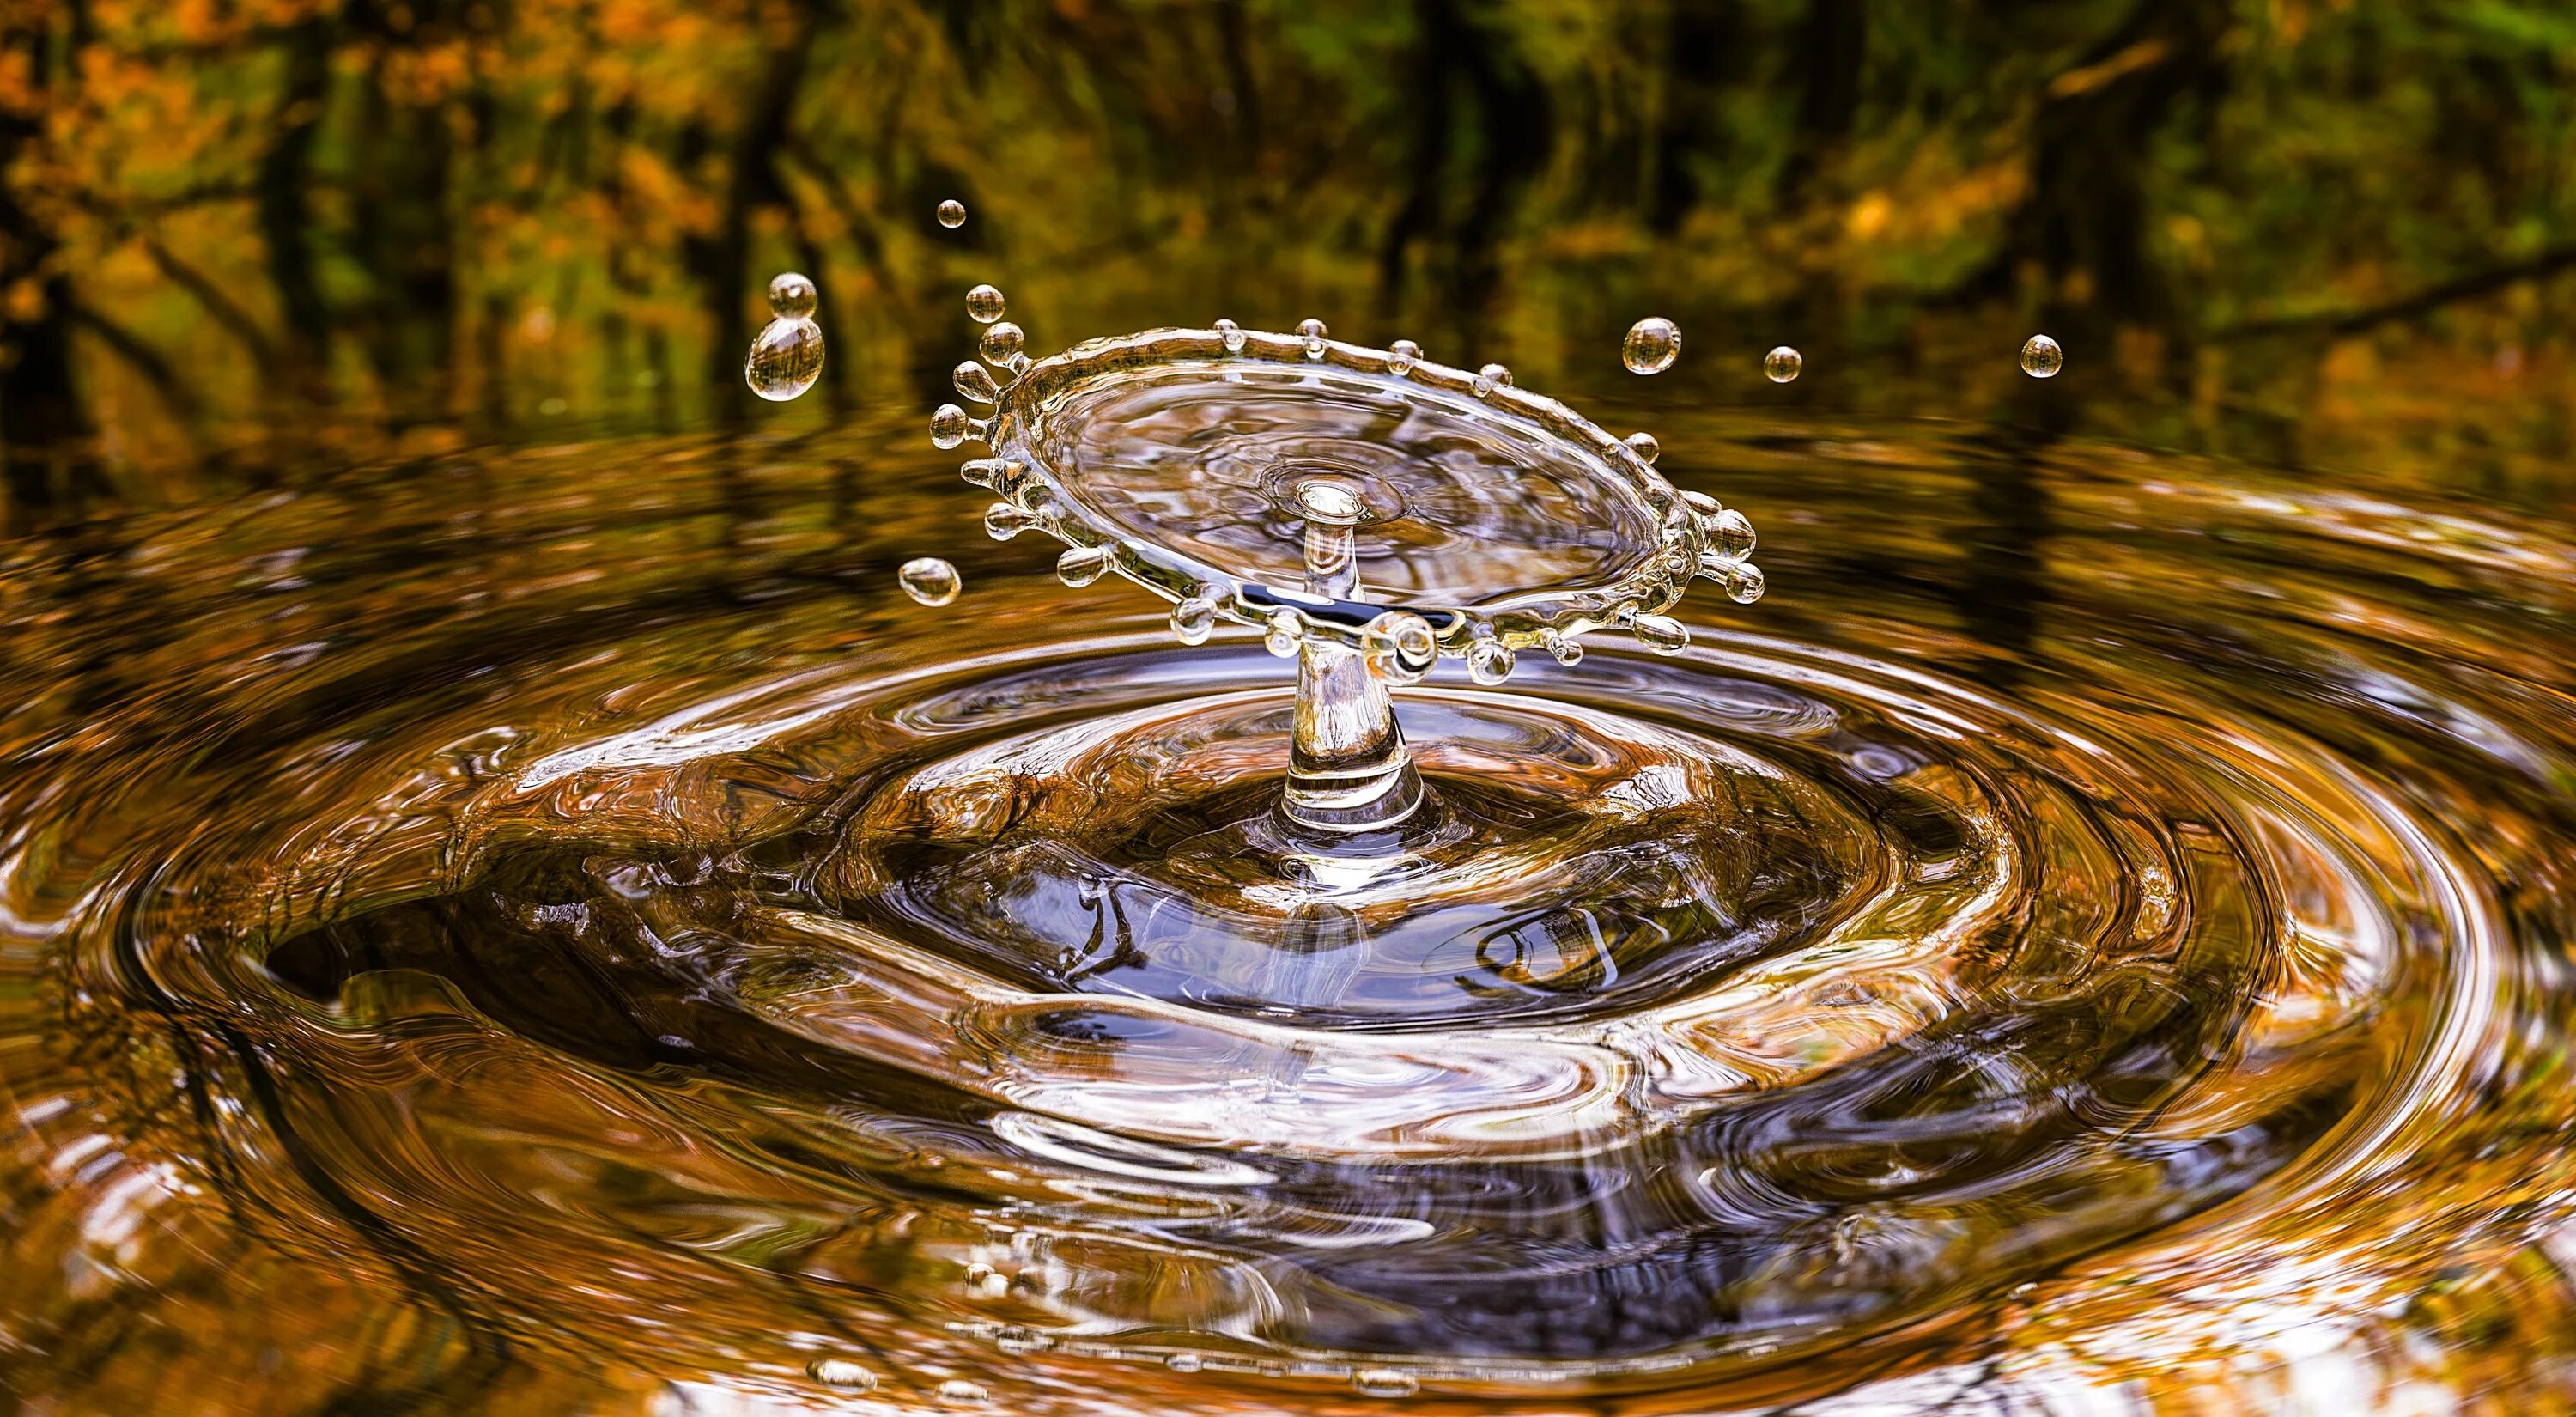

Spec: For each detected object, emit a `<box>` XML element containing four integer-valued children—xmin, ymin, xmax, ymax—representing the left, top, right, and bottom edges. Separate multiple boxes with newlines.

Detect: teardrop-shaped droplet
<box><xmin>1622</xmin><ymin>316</ymin><xmax>1680</xmax><ymax>374</ymax></box>
<box><xmin>1706</xmin><ymin>507</ymin><xmax>1756</xmax><ymax>561</ymax></box>
<box><xmin>1473</xmin><ymin>363</ymin><xmax>1511</xmax><ymax>398</ymax></box>
<box><xmin>1726</xmin><ymin>561</ymin><xmax>1766</xmax><ymax>604</ymax></box>
<box><xmin>1625</xmin><ymin>431</ymin><xmax>1660</xmax><ymax>465</ymax></box>
<box><xmin>1763</xmin><ymin>346</ymin><xmax>1802</xmax><ymax>383</ymax></box>
<box><xmin>1544</xmin><ymin>629</ymin><xmax>1583</xmax><ymax>667</ymax></box>
<box><xmin>1215</xmin><ymin>318</ymin><xmax>1246</xmax><ymax>353</ymax></box>
<box><xmin>980</xmin><ymin>321</ymin><xmax>1026</xmax><ymax>370</ymax></box>
<box><xmin>768</xmin><ymin>271</ymin><xmax>817</xmax><ymax>319</ymax></box>
<box><xmin>745</xmin><ymin>316</ymin><xmax>824</xmax><ymax>401</ymax></box>
<box><xmin>897</xmin><ymin>557</ymin><xmax>960</xmax><ymax>607</ymax></box>
<box><xmin>937</xmin><ymin>198</ymin><xmax>967</xmax><ymax>228</ymax></box>
<box><xmin>966</xmin><ymin>283</ymin><xmax>1005</xmax><ymax>322</ymax></box>
<box><xmin>1171</xmin><ymin>596</ymin><xmax>1217</xmax><ymax>645</ymax></box>
<box><xmin>1388</xmin><ymin>339</ymin><xmax>1420</xmax><ymax>375</ymax></box>
<box><xmin>1297</xmin><ymin>317</ymin><xmax>1328</xmax><ymax>361</ymax></box>
<box><xmin>959</xmin><ymin>457</ymin><xmax>1012</xmax><ymax>490</ymax></box>
<box><xmin>984</xmin><ymin>502</ymin><xmax>1037</xmax><ymax>540</ymax></box>
<box><xmin>2021</xmin><ymin>334</ymin><xmax>2063</xmax><ymax>378</ymax></box>
<box><xmin>1055</xmin><ymin>544</ymin><xmax>1113</xmax><ymax>587</ymax></box>
<box><xmin>1632</xmin><ymin>612</ymin><xmax>1690</xmax><ymax>654</ymax></box>
<box><xmin>1363</xmin><ymin>611</ymin><xmax>1438</xmax><ymax>684</ymax></box>
<box><xmin>1467</xmin><ymin>636</ymin><xmax>1515</xmax><ymax>685</ymax></box>
<box><xmin>953</xmin><ymin>361</ymin><xmax>1000</xmax><ymax>405</ymax></box>
<box><xmin>1263</xmin><ymin>608</ymin><xmax>1305</xmax><ymax>658</ymax></box>
<box><xmin>929</xmin><ymin>403</ymin><xmax>977</xmax><ymax>449</ymax></box>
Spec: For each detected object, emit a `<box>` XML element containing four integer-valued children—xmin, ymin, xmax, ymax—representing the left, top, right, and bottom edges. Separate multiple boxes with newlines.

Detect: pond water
<box><xmin>5</xmin><ymin>398</ymin><xmax>2576</xmax><ymax>1414</ymax></box>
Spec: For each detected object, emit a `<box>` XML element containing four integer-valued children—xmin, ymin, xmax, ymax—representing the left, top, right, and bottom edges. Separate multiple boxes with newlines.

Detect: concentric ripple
<box><xmin>4</xmin><ymin>417</ymin><xmax>2576</xmax><ymax>1414</ymax></box>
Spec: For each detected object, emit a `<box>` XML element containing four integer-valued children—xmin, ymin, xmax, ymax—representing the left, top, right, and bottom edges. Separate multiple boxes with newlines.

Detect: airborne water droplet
<box><xmin>953</xmin><ymin>361</ymin><xmax>1000</xmax><ymax>405</ymax></box>
<box><xmin>767</xmin><ymin>271</ymin><xmax>817</xmax><ymax>319</ymax></box>
<box><xmin>937</xmin><ymin>198</ymin><xmax>967</xmax><ymax>228</ymax></box>
<box><xmin>2022</xmin><ymin>334</ymin><xmax>2064</xmax><ymax>378</ymax></box>
<box><xmin>966</xmin><ymin>283</ymin><xmax>1005</xmax><ymax>323</ymax></box>
<box><xmin>1473</xmin><ymin>363</ymin><xmax>1511</xmax><ymax>398</ymax></box>
<box><xmin>929</xmin><ymin>403</ymin><xmax>976</xmax><ymax>449</ymax></box>
<box><xmin>980</xmin><ymin>321</ymin><xmax>1027</xmax><ymax>370</ymax></box>
<box><xmin>1764</xmin><ymin>346</ymin><xmax>1802</xmax><ymax>383</ymax></box>
<box><xmin>1055</xmin><ymin>544</ymin><xmax>1113</xmax><ymax>587</ymax></box>
<box><xmin>898</xmin><ymin>557</ymin><xmax>960</xmax><ymax>607</ymax></box>
<box><xmin>1622</xmin><ymin>316</ymin><xmax>1680</xmax><ymax>375</ymax></box>
<box><xmin>745</xmin><ymin>316</ymin><xmax>824</xmax><ymax>401</ymax></box>
<box><xmin>1625</xmin><ymin>431</ymin><xmax>1660</xmax><ymax>465</ymax></box>
<box><xmin>1726</xmin><ymin>562</ymin><xmax>1766</xmax><ymax>604</ymax></box>
<box><xmin>807</xmin><ymin>1358</ymin><xmax>877</xmax><ymax>1390</ymax></box>
<box><xmin>1632</xmin><ymin>612</ymin><xmax>1690</xmax><ymax>654</ymax></box>
<box><xmin>1388</xmin><ymin>338</ymin><xmax>1420</xmax><ymax>375</ymax></box>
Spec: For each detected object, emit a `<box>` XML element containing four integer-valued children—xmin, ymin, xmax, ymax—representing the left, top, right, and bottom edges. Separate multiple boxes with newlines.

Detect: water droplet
<box><xmin>980</xmin><ymin>321</ymin><xmax>1026</xmax><ymax>370</ymax></box>
<box><xmin>1264</xmin><ymin>609</ymin><xmax>1304</xmax><ymax>658</ymax></box>
<box><xmin>1352</xmin><ymin>1368</ymin><xmax>1419</xmax><ymax>1398</ymax></box>
<box><xmin>1632</xmin><ymin>613</ymin><xmax>1690</xmax><ymax>654</ymax></box>
<box><xmin>1170</xmin><ymin>596</ymin><xmax>1217</xmax><ymax>645</ymax></box>
<box><xmin>1681</xmin><ymin>490</ymin><xmax>1720</xmax><ymax>516</ymax></box>
<box><xmin>953</xmin><ymin>361</ymin><xmax>1000</xmax><ymax>405</ymax></box>
<box><xmin>1707</xmin><ymin>508</ymin><xmax>1756</xmax><ymax>561</ymax></box>
<box><xmin>1467</xmin><ymin>637</ymin><xmax>1514</xmax><ymax>685</ymax></box>
<box><xmin>937</xmin><ymin>1378</ymin><xmax>989</xmax><ymax>1403</ymax></box>
<box><xmin>1363</xmin><ymin>611</ymin><xmax>1437</xmax><ymax>684</ymax></box>
<box><xmin>1215</xmin><ymin>318</ymin><xmax>1246</xmax><ymax>353</ymax></box>
<box><xmin>937</xmin><ymin>198</ymin><xmax>967</xmax><ymax>228</ymax></box>
<box><xmin>984</xmin><ymin>502</ymin><xmax>1038</xmax><ymax>540</ymax></box>
<box><xmin>1297</xmin><ymin>317</ymin><xmax>1328</xmax><ymax>360</ymax></box>
<box><xmin>767</xmin><ymin>271</ymin><xmax>817</xmax><ymax>319</ymax></box>
<box><xmin>2021</xmin><ymin>334</ymin><xmax>2063</xmax><ymax>378</ymax></box>
<box><xmin>898</xmin><ymin>557</ymin><xmax>960</xmax><ymax>607</ymax></box>
<box><xmin>965</xmin><ymin>283</ymin><xmax>1005</xmax><ymax>323</ymax></box>
<box><xmin>1622</xmin><ymin>316</ymin><xmax>1680</xmax><ymax>374</ymax></box>
<box><xmin>1473</xmin><ymin>363</ymin><xmax>1512</xmax><ymax>398</ymax></box>
<box><xmin>929</xmin><ymin>403</ymin><xmax>976</xmax><ymax>449</ymax></box>
<box><xmin>1387</xmin><ymin>338</ymin><xmax>1420</xmax><ymax>375</ymax></box>
<box><xmin>1544</xmin><ymin>629</ymin><xmax>1583</xmax><ymax>667</ymax></box>
<box><xmin>1726</xmin><ymin>562</ymin><xmax>1766</xmax><ymax>604</ymax></box>
<box><xmin>1625</xmin><ymin>431</ymin><xmax>1660</xmax><ymax>465</ymax></box>
<box><xmin>1055</xmin><ymin>544</ymin><xmax>1112</xmax><ymax>587</ymax></box>
<box><xmin>1764</xmin><ymin>346</ymin><xmax>1802</xmax><ymax>383</ymax></box>
<box><xmin>807</xmin><ymin>1358</ymin><xmax>877</xmax><ymax>1391</ymax></box>
<box><xmin>959</xmin><ymin>457</ymin><xmax>1010</xmax><ymax>490</ymax></box>
<box><xmin>1164</xmin><ymin>1353</ymin><xmax>1205</xmax><ymax>1374</ymax></box>
<box><xmin>745</xmin><ymin>317</ymin><xmax>824</xmax><ymax>401</ymax></box>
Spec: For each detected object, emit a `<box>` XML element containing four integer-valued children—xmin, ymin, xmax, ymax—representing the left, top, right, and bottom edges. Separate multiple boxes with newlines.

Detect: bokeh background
<box><xmin>3</xmin><ymin>0</ymin><xmax>2572</xmax><ymax>522</ymax></box>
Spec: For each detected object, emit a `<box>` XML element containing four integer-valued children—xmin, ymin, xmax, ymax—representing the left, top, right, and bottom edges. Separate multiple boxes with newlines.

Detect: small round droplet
<box><xmin>984</xmin><ymin>502</ymin><xmax>1036</xmax><ymax>541</ymax></box>
<box><xmin>808</xmin><ymin>1358</ymin><xmax>877</xmax><ymax>1391</ymax></box>
<box><xmin>980</xmin><ymin>321</ymin><xmax>1026</xmax><ymax>369</ymax></box>
<box><xmin>1215</xmin><ymin>318</ymin><xmax>1247</xmax><ymax>353</ymax></box>
<box><xmin>1467</xmin><ymin>637</ymin><xmax>1514</xmax><ymax>685</ymax></box>
<box><xmin>937</xmin><ymin>198</ymin><xmax>967</xmax><ymax>228</ymax></box>
<box><xmin>767</xmin><ymin>271</ymin><xmax>817</xmax><ymax>319</ymax></box>
<box><xmin>1363</xmin><ymin>611</ymin><xmax>1438</xmax><ymax>684</ymax></box>
<box><xmin>1707</xmin><ymin>508</ymin><xmax>1756</xmax><ymax>561</ymax></box>
<box><xmin>745</xmin><ymin>317</ymin><xmax>824</xmax><ymax>401</ymax></box>
<box><xmin>2021</xmin><ymin>334</ymin><xmax>2063</xmax><ymax>378</ymax></box>
<box><xmin>1544</xmin><ymin>629</ymin><xmax>1583</xmax><ymax>667</ymax></box>
<box><xmin>965</xmin><ymin>283</ymin><xmax>1005</xmax><ymax>322</ymax></box>
<box><xmin>1297</xmin><ymin>317</ymin><xmax>1328</xmax><ymax>360</ymax></box>
<box><xmin>898</xmin><ymin>557</ymin><xmax>960</xmax><ymax>607</ymax></box>
<box><xmin>1763</xmin><ymin>346</ymin><xmax>1802</xmax><ymax>383</ymax></box>
<box><xmin>1622</xmin><ymin>316</ymin><xmax>1680</xmax><ymax>374</ymax></box>
<box><xmin>1625</xmin><ymin>431</ymin><xmax>1660</xmax><ymax>465</ymax></box>
<box><xmin>937</xmin><ymin>1378</ymin><xmax>988</xmax><ymax>1404</ymax></box>
<box><xmin>929</xmin><ymin>403</ymin><xmax>975</xmax><ymax>449</ymax></box>
<box><xmin>953</xmin><ymin>361</ymin><xmax>1000</xmax><ymax>405</ymax></box>
<box><xmin>1171</xmin><ymin>596</ymin><xmax>1217</xmax><ymax>645</ymax></box>
<box><xmin>1473</xmin><ymin>363</ymin><xmax>1512</xmax><ymax>398</ymax></box>
<box><xmin>1633</xmin><ymin>613</ymin><xmax>1690</xmax><ymax>655</ymax></box>
<box><xmin>1726</xmin><ymin>562</ymin><xmax>1766</xmax><ymax>604</ymax></box>
<box><xmin>1353</xmin><ymin>1368</ymin><xmax>1419</xmax><ymax>1399</ymax></box>
<box><xmin>1055</xmin><ymin>544</ymin><xmax>1112</xmax><ymax>587</ymax></box>
<box><xmin>1263</xmin><ymin>609</ymin><xmax>1304</xmax><ymax>658</ymax></box>
<box><xmin>1387</xmin><ymin>339</ymin><xmax>1420</xmax><ymax>375</ymax></box>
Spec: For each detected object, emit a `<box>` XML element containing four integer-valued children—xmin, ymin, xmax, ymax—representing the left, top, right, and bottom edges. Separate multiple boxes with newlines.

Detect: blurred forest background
<box><xmin>2</xmin><ymin>0</ymin><xmax>2573</xmax><ymax>522</ymax></box>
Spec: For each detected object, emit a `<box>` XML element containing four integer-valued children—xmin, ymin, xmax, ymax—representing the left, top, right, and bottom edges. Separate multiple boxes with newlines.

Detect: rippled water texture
<box><xmin>7</xmin><ymin>413</ymin><xmax>2576</xmax><ymax>1414</ymax></box>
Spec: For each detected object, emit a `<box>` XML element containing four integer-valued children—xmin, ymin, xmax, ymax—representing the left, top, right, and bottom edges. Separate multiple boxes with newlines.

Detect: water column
<box><xmin>1280</xmin><ymin>477</ymin><xmax>1428</xmax><ymax>833</ymax></box>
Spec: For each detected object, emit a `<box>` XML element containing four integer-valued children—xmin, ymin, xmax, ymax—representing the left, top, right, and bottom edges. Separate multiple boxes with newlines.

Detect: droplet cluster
<box><xmin>746</xmin><ymin>271</ymin><xmax>825</xmax><ymax>401</ymax></box>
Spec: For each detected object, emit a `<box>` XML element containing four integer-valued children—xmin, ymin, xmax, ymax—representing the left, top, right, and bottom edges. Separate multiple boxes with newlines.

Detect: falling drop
<box><xmin>1352</xmin><ymin>1369</ymin><xmax>1420</xmax><ymax>1399</ymax></box>
<box><xmin>1055</xmin><ymin>544</ymin><xmax>1113</xmax><ymax>587</ymax></box>
<box><xmin>1473</xmin><ymin>363</ymin><xmax>1512</xmax><ymax>398</ymax></box>
<box><xmin>767</xmin><ymin>271</ymin><xmax>817</xmax><ymax>319</ymax></box>
<box><xmin>807</xmin><ymin>1359</ymin><xmax>877</xmax><ymax>1391</ymax></box>
<box><xmin>965</xmin><ymin>283</ymin><xmax>1005</xmax><ymax>323</ymax></box>
<box><xmin>1625</xmin><ymin>431</ymin><xmax>1660</xmax><ymax>465</ymax></box>
<box><xmin>1387</xmin><ymin>339</ymin><xmax>1420</xmax><ymax>375</ymax></box>
<box><xmin>1362</xmin><ymin>611</ymin><xmax>1437</xmax><ymax>684</ymax></box>
<box><xmin>1297</xmin><ymin>317</ymin><xmax>1328</xmax><ymax>360</ymax></box>
<box><xmin>1264</xmin><ymin>609</ymin><xmax>1305</xmax><ymax>657</ymax></box>
<box><xmin>745</xmin><ymin>316</ymin><xmax>824</xmax><ymax>401</ymax></box>
<box><xmin>980</xmin><ymin>321</ymin><xmax>1027</xmax><ymax>371</ymax></box>
<box><xmin>937</xmin><ymin>198</ymin><xmax>967</xmax><ymax>228</ymax></box>
<box><xmin>1170</xmin><ymin>595</ymin><xmax>1217</xmax><ymax>645</ymax></box>
<box><xmin>1544</xmin><ymin>629</ymin><xmax>1583</xmax><ymax>667</ymax></box>
<box><xmin>2021</xmin><ymin>334</ymin><xmax>2064</xmax><ymax>378</ymax></box>
<box><xmin>1467</xmin><ymin>636</ymin><xmax>1514</xmax><ymax>685</ymax></box>
<box><xmin>1632</xmin><ymin>612</ymin><xmax>1690</xmax><ymax>654</ymax></box>
<box><xmin>1726</xmin><ymin>562</ymin><xmax>1766</xmax><ymax>604</ymax></box>
<box><xmin>1763</xmin><ymin>346</ymin><xmax>1802</xmax><ymax>383</ymax></box>
<box><xmin>1707</xmin><ymin>507</ymin><xmax>1756</xmax><ymax>561</ymax></box>
<box><xmin>1622</xmin><ymin>316</ymin><xmax>1680</xmax><ymax>374</ymax></box>
<box><xmin>953</xmin><ymin>361</ymin><xmax>1000</xmax><ymax>405</ymax></box>
<box><xmin>898</xmin><ymin>557</ymin><xmax>960</xmax><ymax>607</ymax></box>
<box><xmin>929</xmin><ymin>403</ymin><xmax>976</xmax><ymax>449</ymax></box>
